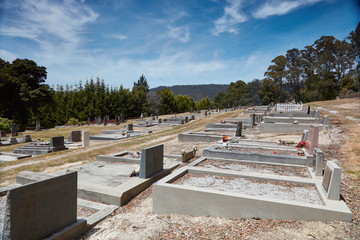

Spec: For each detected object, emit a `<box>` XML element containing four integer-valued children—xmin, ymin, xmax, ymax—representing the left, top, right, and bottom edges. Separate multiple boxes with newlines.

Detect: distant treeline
<box><xmin>0</xmin><ymin>22</ymin><xmax>359</xmax><ymax>130</ymax></box>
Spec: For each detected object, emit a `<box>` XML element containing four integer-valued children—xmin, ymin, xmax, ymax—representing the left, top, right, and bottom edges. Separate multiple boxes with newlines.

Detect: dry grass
<box><xmin>0</xmin><ymin>110</ymin><xmax>241</xmax><ymax>187</ymax></box>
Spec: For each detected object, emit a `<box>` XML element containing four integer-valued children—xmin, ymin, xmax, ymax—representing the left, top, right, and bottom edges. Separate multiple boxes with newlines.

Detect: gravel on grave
<box><xmin>0</xmin><ymin>195</ymin><xmax>7</xmax><ymax>237</ymax></box>
<box><xmin>216</xmin><ymin>146</ymin><xmax>299</xmax><ymax>156</ymax></box>
<box><xmin>174</xmin><ymin>173</ymin><xmax>323</xmax><ymax>205</ymax></box>
<box><xmin>77</xmin><ymin>206</ymin><xmax>98</xmax><ymax>218</ymax></box>
<box><xmin>197</xmin><ymin>159</ymin><xmax>311</xmax><ymax>178</ymax></box>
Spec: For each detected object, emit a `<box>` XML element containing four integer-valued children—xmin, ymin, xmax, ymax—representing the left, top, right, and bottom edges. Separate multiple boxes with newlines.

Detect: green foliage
<box><xmin>65</xmin><ymin>118</ymin><xmax>80</xmax><ymax>126</ymax></box>
<box><xmin>0</xmin><ymin>117</ymin><xmax>11</xmax><ymax>132</ymax></box>
<box><xmin>134</xmin><ymin>74</ymin><xmax>149</xmax><ymax>92</ymax></box>
<box><xmin>197</xmin><ymin>96</ymin><xmax>211</xmax><ymax>110</ymax></box>
<box><xmin>157</xmin><ymin>88</ymin><xmax>176</xmax><ymax>114</ymax></box>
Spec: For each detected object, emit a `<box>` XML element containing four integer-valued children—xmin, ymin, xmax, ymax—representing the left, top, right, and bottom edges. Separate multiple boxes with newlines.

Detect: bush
<box><xmin>0</xmin><ymin>117</ymin><xmax>11</xmax><ymax>132</ymax></box>
<box><xmin>65</xmin><ymin>118</ymin><xmax>80</xmax><ymax>126</ymax></box>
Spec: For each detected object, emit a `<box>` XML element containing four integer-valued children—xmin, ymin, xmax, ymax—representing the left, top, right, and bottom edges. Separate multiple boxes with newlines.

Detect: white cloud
<box><xmin>0</xmin><ymin>0</ymin><xmax>98</xmax><ymax>47</ymax></box>
<box><xmin>167</xmin><ymin>26</ymin><xmax>190</xmax><ymax>43</ymax></box>
<box><xmin>211</xmin><ymin>0</ymin><xmax>247</xmax><ymax>35</ymax></box>
<box><xmin>253</xmin><ymin>0</ymin><xmax>323</xmax><ymax>19</ymax></box>
<box><xmin>0</xmin><ymin>49</ymin><xmax>17</xmax><ymax>61</ymax></box>
<box><xmin>112</xmin><ymin>34</ymin><xmax>127</xmax><ymax>40</ymax></box>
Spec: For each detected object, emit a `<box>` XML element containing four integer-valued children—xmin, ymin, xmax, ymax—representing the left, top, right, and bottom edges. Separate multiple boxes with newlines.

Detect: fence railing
<box><xmin>276</xmin><ymin>103</ymin><xmax>303</xmax><ymax>112</ymax></box>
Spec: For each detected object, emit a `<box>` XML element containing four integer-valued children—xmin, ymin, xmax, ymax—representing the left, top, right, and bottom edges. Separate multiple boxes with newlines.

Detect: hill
<box><xmin>149</xmin><ymin>84</ymin><xmax>228</xmax><ymax>101</ymax></box>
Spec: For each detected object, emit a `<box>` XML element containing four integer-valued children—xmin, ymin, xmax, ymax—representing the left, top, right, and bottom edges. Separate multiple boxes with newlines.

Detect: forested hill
<box><xmin>150</xmin><ymin>84</ymin><xmax>228</xmax><ymax>101</ymax></box>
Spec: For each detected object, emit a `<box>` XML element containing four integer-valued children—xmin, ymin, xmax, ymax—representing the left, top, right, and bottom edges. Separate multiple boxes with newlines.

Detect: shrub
<box><xmin>0</xmin><ymin>117</ymin><xmax>11</xmax><ymax>132</ymax></box>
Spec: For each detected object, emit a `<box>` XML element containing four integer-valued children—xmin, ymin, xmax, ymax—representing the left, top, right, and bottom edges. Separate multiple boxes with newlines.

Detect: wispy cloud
<box><xmin>211</xmin><ymin>0</ymin><xmax>247</xmax><ymax>35</ymax></box>
<box><xmin>0</xmin><ymin>0</ymin><xmax>98</xmax><ymax>47</ymax></box>
<box><xmin>0</xmin><ymin>49</ymin><xmax>17</xmax><ymax>61</ymax></box>
<box><xmin>167</xmin><ymin>26</ymin><xmax>190</xmax><ymax>43</ymax></box>
<box><xmin>253</xmin><ymin>0</ymin><xmax>323</xmax><ymax>19</ymax></box>
<box><xmin>112</xmin><ymin>34</ymin><xmax>127</xmax><ymax>40</ymax></box>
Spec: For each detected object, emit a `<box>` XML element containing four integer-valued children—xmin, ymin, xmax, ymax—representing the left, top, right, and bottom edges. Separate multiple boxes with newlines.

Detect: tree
<box><xmin>134</xmin><ymin>74</ymin><xmax>149</xmax><ymax>92</ymax></box>
<box><xmin>258</xmin><ymin>78</ymin><xmax>276</xmax><ymax>105</ymax></box>
<box><xmin>157</xmin><ymin>88</ymin><xmax>176</xmax><ymax>114</ymax></box>
<box><xmin>264</xmin><ymin>55</ymin><xmax>287</xmax><ymax>102</ymax></box>
<box><xmin>197</xmin><ymin>96</ymin><xmax>211</xmax><ymax>110</ymax></box>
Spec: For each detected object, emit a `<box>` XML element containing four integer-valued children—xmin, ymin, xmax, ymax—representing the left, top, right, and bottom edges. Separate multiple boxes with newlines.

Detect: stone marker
<box><xmin>2</xmin><ymin>172</ymin><xmax>79</xmax><ymax>240</ymax></box>
<box><xmin>120</xmin><ymin>113</ymin><xmax>125</xmax><ymax>122</ymax></box>
<box><xmin>23</xmin><ymin>134</ymin><xmax>32</xmax><ymax>142</ymax></box>
<box><xmin>158</xmin><ymin>119</ymin><xmax>162</xmax><ymax>124</ymax></box>
<box><xmin>205</xmin><ymin>111</ymin><xmax>207</xmax><ymax>116</ymax></box>
<box><xmin>313</xmin><ymin>110</ymin><xmax>320</xmax><ymax>118</ymax></box>
<box><xmin>322</xmin><ymin>161</ymin><xmax>341</xmax><ymax>200</ymax></box>
<box><xmin>235</xmin><ymin>121</ymin><xmax>242</xmax><ymax>137</ymax></box>
<box><xmin>306</xmin><ymin>126</ymin><xmax>319</xmax><ymax>155</ymax></box>
<box><xmin>51</xmin><ymin>136</ymin><xmax>65</xmax><ymax>148</ymax></box>
<box><xmin>87</xmin><ymin>117</ymin><xmax>91</xmax><ymax>125</ymax></box>
<box><xmin>250</xmin><ymin>114</ymin><xmax>255</xmax><ymax>127</ymax></box>
<box><xmin>126</xmin><ymin>124</ymin><xmax>133</xmax><ymax>131</ymax></box>
<box><xmin>322</xmin><ymin>115</ymin><xmax>329</xmax><ymax>125</ymax></box>
<box><xmin>301</xmin><ymin>130</ymin><xmax>309</xmax><ymax>142</ymax></box>
<box><xmin>191</xmin><ymin>115</ymin><xmax>195</xmax><ymax>120</ymax></box>
<box><xmin>82</xmin><ymin>131</ymin><xmax>90</xmax><ymax>147</ymax></box>
<box><xmin>139</xmin><ymin>144</ymin><xmax>164</xmax><ymax>179</ymax></box>
<box><xmin>11</xmin><ymin>123</ymin><xmax>18</xmax><ymax>137</ymax></box>
<box><xmin>185</xmin><ymin>116</ymin><xmax>189</xmax><ymax>123</ymax></box>
<box><xmin>307</xmin><ymin>105</ymin><xmax>311</xmax><ymax>114</ymax></box>
<box><xmin>35</xmin><ymin>121</ymin><xmax>41</xmax><ymax>131</ymax></box>
<box><xmin>9</xmin><ymin>137</ymin><xmax>18</xmax><ymax>144</ymax></box>
<box><xmin>68</xmin><ymin>130</ymin><xmax>81</xmax><ymax>142</ymax></box>
<box><xmin>97</xmin><ymin>116</ymin><xmax>101</xmax><ymax>125</ymax></box>
<box><xmin>314</xmin><ymin>148</ymin><xmax>323</xmax><ymax>176</ymax></box>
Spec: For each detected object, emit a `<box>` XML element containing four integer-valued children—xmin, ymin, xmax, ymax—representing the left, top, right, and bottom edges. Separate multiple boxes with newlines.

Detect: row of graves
<box><xmin>156</xmin><ymin>105</ymin><xmax>351</xmax><ymax>222</ymax></box>
<box><xmin>0</xmin><ymin>144</ymin><xmax>183</xmax><ymax>239</ymax></box>
<box><xmin>260</xmin><ymin>103</ymin><xmax>330</xmax><ymax>133</ymax></box>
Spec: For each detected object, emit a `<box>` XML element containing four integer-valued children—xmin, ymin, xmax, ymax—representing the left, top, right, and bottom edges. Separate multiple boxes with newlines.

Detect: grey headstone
<box><xmin>23</xmin><ymin>134</ymin><xmax>32</xmax><ymax>142</ymax></box>
<box><xmin>35</xmin><ymin>121</ymin><xmax>41</xmax><ymax>131</ymax></box>
<box><xmin>158</xmin><ymin>119</ymin><xmax>162</xmax><ymax>123</ymax></box>
<box><xmin>301</xmin><ymin>130</ymin><xmax>309</xmax><ymax>142</ymax></box>
<box><xmin>205</xmin><ymin>111</ymin><xmax>207</xmax><ymax>116</ymax></box>
<box><xmin>235</xmin><ymin>122</ymin><xmax>242</xmax><ymax>137</ymax></box>
<box><xmin>126</xmin><ymin>124</ymin><xmax>133</xmax><ymax>131</ymax></box>
<box><xmin>9</xmin><ymin>137</ymin><xmax>18</xmax><ymax>144</ymax></box>
<box><xmin>87</xmin><ymin>117</ymin><xmax>91</xmax><ymax>125</ymax></box>
<box><xmin>139</xmin><ymin>144</ymin><xmax>164</xmax><ymax>179</ymax></box>
<box><xmin>185</xmin><ymin>116</ymin><xmax>189</xmax><ymax>123</ymax></box>
<box><xmin>191</xmin><ymin>115</ymin><xmax>195</xmax><ymax>120</ymax></box>
<box><xmin>313</xmin><ymin>110</ymin><xmax>320</xmax><ymax>118</ymax></box>
<box><xmin>121</xmin><ymin>113</ymin><xmax>125</xmax><ymax>122</ymax></box>
<box><xmin>322</xmin><ymin>161</ymin><xmax>341</xmax><ymax>200</ymax></box>
<box><xmin>97</xmin><ymin>116</ymin><xmax>102</xmax><ymax>125</ymax></box>
<box><xmin>104</xmin><ymin>115</ymin><xmax>109</xmax><ymax>126</ymax></box>
<box><xmin>68</xmin><ymin>130</ymin><xmax>81</xmax><ymax>142</ymax></box>
<box><xmin>82</xmin><ymin>131</ymin><xmax>90</xmax><ymax>147</ymax></box>
<box><xmin>11</xmin><ymin>123</ymin><xmax>18</xmax><ymax>137</ymax></box>
<box><xmin>250</xmin><ymin>114</ymin><xmax>255</xmax><ymax>127</ymax></box>
<box><xmin>2</xmin><ymin>172</ymin><xmax>77</xmax><ymax>240</ymax></box>
<box><xmin>115</xmin><ymin>115</ymin><xmax>120</xmax><ymax>125</ymax></box>
<box><xmin>51</xmin><ymin>136</ymin><xmax>65</xmax><ymax>147</ymax></box>
<box><xmin>322</xmin><ymin>115</ymin><xmax>329</xmax><ymax>125</ymax></box>
<box><xmin>314</xmin><ymin>148</ymin><xmax>323</xmax><ymax>176</ymax></box>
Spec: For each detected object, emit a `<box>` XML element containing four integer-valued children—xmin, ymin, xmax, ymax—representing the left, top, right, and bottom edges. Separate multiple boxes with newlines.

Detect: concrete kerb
<box><xmin>152</xmin><ymin>166</ymin><xmax>352</xmax><ymax>221</ymax></box>
<box><xmin>202</xmin><ymin>144</ymin><xmax>314</xmax><ymax>166</ymax></box>
<box><xmin>96</xmin><ymin>150</ymin><xmax>182</xmax><ymax>163</ymax></box>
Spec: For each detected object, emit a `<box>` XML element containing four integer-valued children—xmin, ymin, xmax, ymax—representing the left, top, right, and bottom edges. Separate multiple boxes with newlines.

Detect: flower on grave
<box><xmin>222</xmin><ymin>135</ymin><xmax>228</xmax><ymax>142</ymax></box>
<box><xmin>181</xmin><ymin>149</ymin><xmax>187</xmax><ymax>156</ymax></box>
<box><xmin>296</xmin><ymin>141</ymin><xmax>307</xmax><ymax>148</ymax></box>
<box><xmin>233</xmin><ymin>121</ymin><xmax>238</xmax><ymax>124</ymax></box>
<box><xmin>278</xmin><ymin>139</ymin><xmax>286</xmax><ymax>145</ymax></box>
<box><xmin>129</xmin><ymin>165</ymin><xmax>140</xmax><ymax>177</ymax></box>
<box><xmin>273</xmin><ymin>151</ymin><xmax>277</xmax><ymax>154</ymax></box>
<box><xmin>192</xmin><ymin>145</ymin><xmax>198</xmax><ymax>153</ymax></box>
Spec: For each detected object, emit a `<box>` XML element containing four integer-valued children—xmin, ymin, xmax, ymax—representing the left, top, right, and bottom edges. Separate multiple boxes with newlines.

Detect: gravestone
<box><xmin>23</xmin><ymin>135</ymin><xmax>32</xmax><ymax>142</ymax></box>
<box><xmin>87</xmin><ymin>117</ymin><xmax>91</xmax><ymax>125</ymax></box>
<box><xmin>313</xmin><ymin>110</ymin><xmax>320</xmax><ymax>118</ymax></box>
<box><xmin>126</xmin><ymin>124</ymin><xmax>133</xmax><ymax>131</ymax></box>
<box><xmin>82</xmin><ymin>131</ymin><xmax>90</xmax><ymax>147</ymax></box>
<box><xmin>314</xmin><ymin>148</ymin><xmax>323</xmax><ymax>176</ymax></box>
<box><xmin>35</xmin><ymin>121</ymin><xmax>41</xmax><ymax>131</ymax></box>
<box><xmin>204</xmin><ymin>111</ymin><xmax>207</xmax><ymax>116</ymax></box>
<box><xmin>104</xmin><ymin>115</ymin><xmax>109</xmax><ymax>126</ymax></box>
<box><xmin>305</xmin><ymin>125</ymin><xmax>319</xmax><ymax>155</ymax></box>
<box><xmin>301</xmin><ymin>130</ymin><xmax>309</xmax><ymax>142</ymax></box>
<box><xmin>115</xmin><ymin>115</ymin><xmax>120</xmax><ymax>125</ymax></box>
<box><xmin>139</xmin><ymin>144</ymin><xmax>164</xmax><ymax>179</ymax></box>
<box><xmin>322</xmin><ymin>161</ymin><xmax>341</xmax><ymax>200</ymax></box>
<box><xmin>322</xmin><ymin>115</ymin><xmax>329</xmax><ymax>125</ymax></box>
<box><xmin>307</xmin><ymin>105</ymin><xmax>311</xmax><ymax>114</ymax></box>
<box><xmin>185</xmin><ymin>116</ymin><xmax>189</xmax><ymax>123</ymax></box>
<box><xmin>140</xmin><ymin>113</ymin><xmax>143</xmax><ymax>118</ymax></box>
<box><xmin>97</xmin><ymin>116</ymin><xmax>102</xmax><ymax>125</ymax></box>
<box><xmin>191</xmin><ymin>115</ymin><xmax>195</xmax><ymax>120</ymax></box>
<box><xmin>235</xmin><ymin>121</ymin><xmax>242</xmax><ymax>137</ymax></box>
<box><xmin>190</xmin><ymin>107</ymin><xmax>193</xmax><ymax>113</ymax></box>
<box><xmin>158</xmin><ymin>119</ymin><xmax>162</xmax><ymax>124</ymax></box>
<box><xmin>9</xmin><ymin>137</ymin><xmax>18</xmax><ymax>144</ymax></box>
<box><xmin>51</xmin><ymin>136</ymin><xmax>65</xmax><ymax>148</ymax></box>
<box><xmin>68</xmin><ymin>130</ymin><xmax>81</xmax><ymax>142</ymax></box>
<box><xmin>2</xmin><ymin>172</ymin><xmax>79</xmax><ymax>240</ymax></box>
<box><xmin>250</xmin><ymin>114</ymin><xmax>255</xmax><ymax>127</ymax></box>
<box><xmin>11</xmin><ymin>123</ymin><xmax>18</xmax><ymax>137</ymax></box>
<box><xmin>120</xmin><ymin>113</ymin><xmax>125</xmax><ymax>122</ymax></box>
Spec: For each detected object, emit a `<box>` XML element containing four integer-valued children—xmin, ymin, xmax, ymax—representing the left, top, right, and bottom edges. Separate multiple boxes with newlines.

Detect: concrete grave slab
<box><xmin>0</xmin><ymin>152</ymin><xmax>31</xmax><ymax>163</ymax></box>
<box><xmin>322</xmin><ymin>161</ymin><xmax>341</xmax><ymax>200</ymax></box>
<box><xmin>153</xmin><ymin>166</ymin><xmax>352</xmax><ymax>221</ymax></box>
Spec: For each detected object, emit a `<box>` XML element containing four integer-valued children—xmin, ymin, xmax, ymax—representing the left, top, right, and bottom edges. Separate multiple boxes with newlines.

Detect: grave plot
<box><xmin>96</xmin><ymin>150</ymin><xmax>181</xmax><ymax>164</ymax></box>
<box><xmin>0</xmin><ymin>152</ymin><xmax>31</xmax><ymax>163</ymax></box>
<box><xmin>153</xmin><ymin>162</ymin><xmax>352</xmax><ymax>221</ymax></box>
<box><xmin>190</xmin><ymin>157</ymin><xmax>312</xmax><ymax>178</ymax></box>
<box><xmin>178</xmin><ymin>132</ymin><xmax>224</xmax><ymax>142</ymax></box>
<box><xmin>12</xmin><ymin>136</ymin><xmax>67</xmax><ymax>156</ymax></box>
<box><xmin>203</xmin><ymin>143</ymin><xmax>314</xmax><ymax>166</ymax></box>
<box><xmin>89</xmin><ymin>128</ymin><xmax>142</xmax><ymax>140</ymax></box>
<box><xmin>17</xmin><ymin>144</ymin><xmax>179</xmax><ymax>206</ymax></box>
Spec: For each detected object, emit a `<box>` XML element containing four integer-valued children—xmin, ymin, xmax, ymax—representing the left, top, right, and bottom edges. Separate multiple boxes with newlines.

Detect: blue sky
<box><xmin>0</xmin><ymin>0</ymin><xmax>359</xmax><ymax>89</ymax></box>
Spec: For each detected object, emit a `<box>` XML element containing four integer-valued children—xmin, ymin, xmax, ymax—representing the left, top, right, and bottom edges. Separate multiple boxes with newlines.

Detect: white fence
<box><xmin>276</xmin><ymin>103</ymin><xmax>303</xmax><ymax>112</ymax></box>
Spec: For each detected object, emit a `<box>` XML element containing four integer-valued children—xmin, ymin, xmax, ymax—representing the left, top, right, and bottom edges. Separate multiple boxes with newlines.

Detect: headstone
<box><xmin>104</xmin><ymin>115</ymin><xmax>109</xmax><ymax>126</ymax></box>
<box><xmin>23</xmin><ymin>134</ymin><xmax>32</xmax><ymax>142</ymax></box>
<box><xmin>250</xmin><ymin>114</ymin><xmax>255</xmax><ymax>127</ymax></box>
<box><xmin>82</xmin><ymin>131</ymin><xmax>90</xmax><ymax>147</ymax></box>
<box><xmin>11</xmin><ymin>123</ymin><xmax>18</xmax><ymax>137</ymax></box>
<box><xmin>190</xmin><ymin>107</ymin><xmax>193</xmax><ymax>113</ymax></box>
<box><xmin>121</xmin><ymin>113</ymin><xmax>125</xmax><ymax>122</ymax></box>
<box><xmin>313</xmin><ymin>110</ymin><xmax>320</xmax><ymax>118</ymax></box>
<box><xmin>51</xmin><ymin>136</ymin><xmax>65</xmax><ymax>148</ymax></box>
<box><xmin>235</xmin><ymin>122</ymin><xmax>242</xmax><ymax>137</ymax></box>
<box><xmin>185</xmin><ymin>116</ymin><xmax>189</xmax><ymax>123</ymax></box>
<box><xmin>97</xmin><ymin>116</ymin><xmax>102</xmax><ymax>125</ymax></box>
<box><xmin>139</xmin><ymin>144</ymin><xmax>164</xmax><ymax>179</ymax></box>
<box><xmin>36</xmin><ymin>121</ymin><xmax>41</xmax><ymax>131</ymax></box>
<box><xmin>205</xmin><ymin>111</ymin><xmax>207</xmax><ymax>116</ymax></box>
<box><xmin>191</xmin><ymin>115</ymin><xmax>195</xmax><ymax>120</ymax></box>
<box><xmin>9</xmin><ymin>137</ymin><xmax>18</xmax><ymax>144</ymax></box>
<box><xmin>336</xmin><ymin>96</ymin><xmax>340</xmax><ymax>100</ymax></box>
<box><xmin>158</xmin><ymin>119</ymin><xmax>162</xmax><ymax>124</ymax></box>
<box><xmin>115</xmin><ymin>115</ymin><xmax>120</xmax><ymax>125</ymax></box>
<box><xmin>301</xmin><ymin>130</ymin><xmax>309</xmax><ymax>142</ymax></box>
<box><xmin>152</xmin><ymin>116</ymin><xmax>155</xmax><ymax>120</ymax></box>
<box><xmin>68</xmin><ymin>130</ymin><xmax>81</xmax><ymax>142</ymax></box>
<box><xmin>140</xmin><ymin>113</ymin><xmax>144</xmax><ymax>118</ymax></box>
<box><xmin>126</xmin><ymin>124</ymin><xmax>133</xmax><ymax>131</ymax></box>
<box><xmin>314</xmin><ymin>148</ymin><xmax>323</xmax><ymax>176</ymax></box>
<box><xmin>305</xmin><ymin>126</ymin><xmax>319</xmax><ymax>155</ymax></box>
<box><xmin>307</xmin><ymin>105</ymin><xmax>311</xmax><ymax>114</ymax></box>
<box><xmin>2</xmin><ymin>172</ymin><xmax>78</xmax><ymax>240</ymax></box>
<box><xmin>322</xmin><ymin>161</ymin><xmax>341</xmax><ymax>200</ymax></box>
<box><xmin>322</xmin><ymin>115</ymin><xmax>329</xmax><ymax>125</ymax></box>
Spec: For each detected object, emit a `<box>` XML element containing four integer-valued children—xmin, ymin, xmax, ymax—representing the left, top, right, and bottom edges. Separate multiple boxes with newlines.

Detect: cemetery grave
<box><xmin>13</xmin><ymin>136</ymin><xmax>68</xmax><ymax>156</ymax></box>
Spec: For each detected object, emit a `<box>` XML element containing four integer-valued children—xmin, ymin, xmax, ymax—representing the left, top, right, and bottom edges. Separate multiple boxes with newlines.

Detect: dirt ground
<box><xmin>78</xmin><ymin>102</ymin><xmax>360</xmax><ymax>240</ymax></box>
